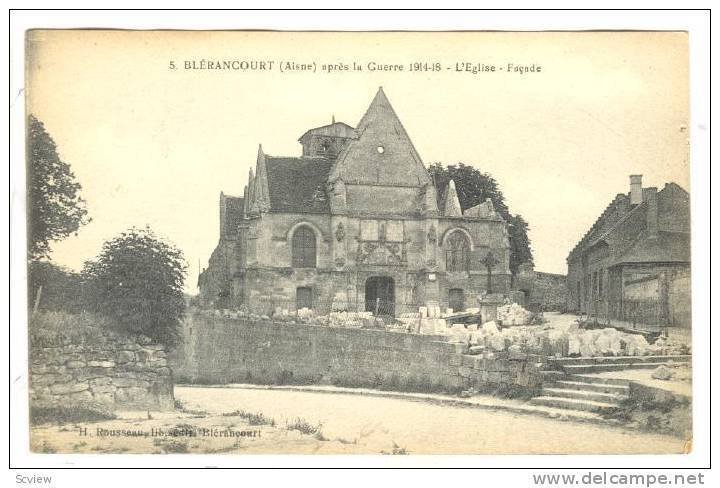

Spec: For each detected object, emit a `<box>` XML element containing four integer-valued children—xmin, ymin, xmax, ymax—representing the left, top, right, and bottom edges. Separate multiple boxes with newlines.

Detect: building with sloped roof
<box><xmin>566</xmin><ymin>175</ymin><xmax>691</xmax><ymax>327</ymax></box>
<box><xmin>199</xmin><ymin>88</ymin><xmax>512</xmax><ymax>315</ymax></box>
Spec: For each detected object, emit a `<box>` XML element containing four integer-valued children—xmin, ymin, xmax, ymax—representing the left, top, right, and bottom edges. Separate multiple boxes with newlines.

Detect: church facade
<box><xmin>198</xmin><ymin>88</ymin><xmax>512</xmax><ymax>316</ymax></box>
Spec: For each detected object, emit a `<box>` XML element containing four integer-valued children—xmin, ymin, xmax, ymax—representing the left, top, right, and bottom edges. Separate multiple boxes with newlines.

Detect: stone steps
<box><xmin>548</xmin><ymin>355</ymin><xmax>691</xmax><ymax>366</ymax></box>
<box><xmin>542</xmin><ymin>387</ymin><xmax>623</xmax><ymax>403</ymax></box>
<box><xmin>548</xmin><ymin>354</ymin><xmax>692</xmax><ymax>366</ymax></box>
<box><xmin>562</xmin><ymin>361</ymin><xmax>682</xmax><ymax>374</ymax></box>
<box><xmin>530</xmin><ymin>370</ymin><xmax>631</xmax><ymax>415</ymax></box>
<box><xmin>571</xmin><ymin>374</ymin><xmax>631</xmax><ymax>386</ymax></box>
<box><xmin>553</xmin><ymin>379</ymin><xmax>629</xmax><ymax>394</ymax></box>
<box><xmin>529</xmin><ymin>395</ymin><xmax>619</xmax><ymax>412</ymax></box>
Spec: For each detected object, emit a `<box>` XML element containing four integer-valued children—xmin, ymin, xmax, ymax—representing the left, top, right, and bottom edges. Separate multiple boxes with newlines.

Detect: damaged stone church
<box><xmin>198</xmin><ymin>88</ymin><xmax>512</xmax><ymax>315</ymax></box>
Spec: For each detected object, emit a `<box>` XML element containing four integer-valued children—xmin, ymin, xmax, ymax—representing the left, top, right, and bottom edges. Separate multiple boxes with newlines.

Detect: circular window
<box><xmin>377</xmin><ymin>145</ymin><xmax>385</xmax><ymax>154</ymax></box>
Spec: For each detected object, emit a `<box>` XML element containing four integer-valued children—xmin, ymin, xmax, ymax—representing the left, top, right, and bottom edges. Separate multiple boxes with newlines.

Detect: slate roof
<box><xmin>265</xmin><ymin>156</ymin><xmax>334</xmax><ymax>213</ymax></box>
<box><xmin>612</xmin><ymin>231</ymin><xmax>691</xmax><ymax>266</ymax></box>
<box><xmin>223</xmin><ymin>196</ymin><xmax>244</xmax><ymax>234</ymax></box>
<box><xmin>568</xmin><ymin>193</ymin><xmax>631</xmax><ymax>260</ymax></box>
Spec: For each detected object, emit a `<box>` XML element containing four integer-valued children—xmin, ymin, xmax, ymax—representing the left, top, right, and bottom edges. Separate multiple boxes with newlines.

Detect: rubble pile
<box><xmin>651</xmin><ymin>365</ymin><xmax>674</xmax><ymax>380</ymax></box>
<box><xmin>199</xmin><ymin>307</ymin><xmax>690</xmax><ymax>358</ymax></box>
<box><xmin>450</xmin><ymin>319</ymin><xmax>690</xmax><ymax>358</ymax></box>
<box><xmin>497</xmin><ymin>303</ymin><xmax>532</xmax><ymax>325</ymax></box>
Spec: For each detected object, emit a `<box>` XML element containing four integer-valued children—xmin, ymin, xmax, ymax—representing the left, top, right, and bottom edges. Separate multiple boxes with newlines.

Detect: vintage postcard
<box><xmin>22</xmin><ymin>29</ymin><xmax>693</xmax><ymax>457</ymax></box>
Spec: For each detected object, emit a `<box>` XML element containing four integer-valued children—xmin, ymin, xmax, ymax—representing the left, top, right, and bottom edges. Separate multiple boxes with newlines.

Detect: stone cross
<box><xmin>481</xmin><ymin>251</ymin><xmax>499</xmax><ymax>293</ymax></box>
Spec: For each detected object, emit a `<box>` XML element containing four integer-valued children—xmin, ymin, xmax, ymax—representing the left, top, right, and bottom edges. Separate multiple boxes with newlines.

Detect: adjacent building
<box><xmin>566</xmin><ymin>175</ymin><xmax>691</xmax><ymax>327</ymax></box>
<box><xmin>199</xmin><ymin>88</ymin><xmax>512</xmax><ymax>315</ymax></box>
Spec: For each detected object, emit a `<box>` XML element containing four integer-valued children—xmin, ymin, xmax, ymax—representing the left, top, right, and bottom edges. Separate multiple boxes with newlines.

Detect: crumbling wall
<box><xmin>29</xmin><ymin>313</ymin><xmax>174</xmax><ymax>412</ymax></box>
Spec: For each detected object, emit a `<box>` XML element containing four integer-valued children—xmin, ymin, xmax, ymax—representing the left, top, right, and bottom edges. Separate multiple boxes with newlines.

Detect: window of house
<box><xmin>446</xmin><ymin>231</ymin><xmax>470</xmax><ymax>271</ymax></box>
<box><xmin>319</xmin><ymin>138</ymin><xmax>331</xmax><ymax>153</ymax></box>
<box><xmin>291</xmin><ymin>226</ymin><xmax>316</xmax><ymax>268</ymax></box>
<box><xmin>296</xmin><ymin>287</ymin><xmax>313</xmax><ymax>310</ymax></box>
<box><xmin>598</xmin><ymin>269</ymin><xmax>604</xmax><ymax>297</ymax></box>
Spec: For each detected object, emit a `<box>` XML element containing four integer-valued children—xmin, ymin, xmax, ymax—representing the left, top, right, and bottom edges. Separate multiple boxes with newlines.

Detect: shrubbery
<box><xmin>82</xmin><ymin>227</ymin><xmax>187</xmax><ymax>346</ymax></box>
<box><xmin>29</xmin><ymin>227</ymin><xmax>187</xmax><ymax>348</ymax></box>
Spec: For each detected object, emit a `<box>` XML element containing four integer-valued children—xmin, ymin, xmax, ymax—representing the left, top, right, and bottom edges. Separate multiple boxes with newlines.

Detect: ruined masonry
<box><xmin>199</xmin><ymin>88</ymin><xmax>512</xmax><ymax>316</ymax></box>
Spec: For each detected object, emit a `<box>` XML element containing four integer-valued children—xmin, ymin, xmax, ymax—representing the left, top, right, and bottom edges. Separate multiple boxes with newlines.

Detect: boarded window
<box><xmin>291</xmin><ymin>226</ymin><xmax>316</xmax><ymax>268</ymax></box>
<box><xmin>386</xmin><ymin>221</ymin><xmax>404</xmax><ymax>242</ymax></box>
<box><xmin>296</xmin><ymin>287</ymin><xmax>313</xmax><ymax>310</ymax></box>
<box><xmin>360</xmin><ymin>220</ymin><xmax>378</xmax><ymax>241</ymax></box>
<box><xmin>449</xmin><ymin>288</ymin><xmax>465</xmax><ymax>312</ymax></box>
<box><xmin>446</xmin><ymin>231</ymin><xmax>470</xmax><ymax>272</ymax></box>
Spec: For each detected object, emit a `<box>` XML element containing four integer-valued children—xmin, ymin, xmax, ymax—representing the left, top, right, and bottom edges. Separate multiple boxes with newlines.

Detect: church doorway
<box><xmin>365</xmin><ymin>276</ymin><xmax>395</xmax><ymax>316</ymax></box>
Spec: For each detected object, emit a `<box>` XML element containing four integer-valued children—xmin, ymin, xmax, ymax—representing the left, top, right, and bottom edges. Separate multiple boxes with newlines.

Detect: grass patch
<box><xmin>286</xmin><ymin>417</ymin><xmax>323</xmax><ymax>437</ymax></box>
<box><xmin>222</xmin><ymin>410</ymin><xmax>276</xmax><ymax>427</ymax></box>
<box><xmin>153</xmin><ymin>437</ymin><xmax>189</xmax><ymax>453</ymax></box>
<box><xmin>173</xmin><ymin>399</ymin><xmax>208</xmax><ymax>417</ymax></box>
<box><xmin>30</xmin><ymin>406</ymin><xmax>116</xmax><ymax>426</ymax></box>
<box><xmin>381</xmin><ymin>441</ymin><xmax>409</xmax><ymax>455</ymax></box>
<box><xmin>38</xmin><ymin>440</ymin><xmax>56</xmax><ymax>454</ymax></box>
<box><xmin>601</xmin><ymin>396</ymin><xmax>692</xmax><ymax>438</ymax></box>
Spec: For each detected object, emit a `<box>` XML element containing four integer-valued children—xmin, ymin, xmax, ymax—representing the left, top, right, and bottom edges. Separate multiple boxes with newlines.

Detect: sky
<box><xmin>25</xmin><ymin>30</ymin><xmax>689</xmax><ymax>292</ymax></box>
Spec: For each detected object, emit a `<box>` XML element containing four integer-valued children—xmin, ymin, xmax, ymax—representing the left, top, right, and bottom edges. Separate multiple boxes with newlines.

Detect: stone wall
<box><xmin>531</xmin><ymin>272</ymin><xmax>569</xmax><ymax>311</ymax></box>
<box><xmin>29</xmin><ymin>314</ymin><xmax>174</xmax><ymax>412</ymax></box>
<box><xmin>169</xmin><ymin>310</ymin><xmax>544</xmax><ymax>394</ymax></box>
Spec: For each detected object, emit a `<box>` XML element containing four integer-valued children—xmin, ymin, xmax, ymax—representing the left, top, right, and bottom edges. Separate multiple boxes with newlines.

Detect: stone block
<box><xmin>508</xmin><ymin>349</ymin><xmax>528</xmax><ymax>361</ymax></box>
<box><xmin>91</xmin><ymin>391</ymin><xmax>116</xmax><ymax>406</ymax></box>
<box><xmin>113</xmin><ymin>377</ymin><xmax>149</xmax><ymax>388</ymax></box>
<box><xmin>116</xmin><ymin>350</ymin><xmax>136</xmax><ymax>363</ymax></box>
<box><xmin>88</xmin><ymin>360</ymin><xmax>116</xmax><ymax>368</ymax></box>
<box><xmin>65</xmin><ymin>360</ymin><xmax>86</xmax><ymax>369</ymax></box>
<box><xmin>67</xmin><ymin>390</ymin><xmax>94</xmax><ymax>403</ymax></box>
<box><xmin>50</xmin><ymin>382</ymin><xmax>89</xmax><ymax>395</ymax></box>
<box><xmin>487</xmin><ymin>372</ymin><xmax>503</xmax><ymax>384</ymax></box>
<box><xmin>494</xmin><ymin>359</ymin><xmax>510</xmax><ymax>372</ymax></box>
<box><xmin>461</xmin><ymin>355</ymin><xmax>476</xmax><ymax>367</ymax></box>
<box><xmin>30</xmin><ymin>364</ymin><xmax>50</xmax><ymax>374</ymax></box>
<box><xmin>448</xmin><ymin>354</ymin><xmax>463</xmax><ymax>367</ymax></box>
<box><xmin>114</xmin><ymin>386</ymin><xmax>151</xmax><ymax>405</ymax></box>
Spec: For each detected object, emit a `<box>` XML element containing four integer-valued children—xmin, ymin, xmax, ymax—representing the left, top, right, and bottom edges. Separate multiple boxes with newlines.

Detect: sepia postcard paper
<box><xmin>23</xmin><ymin>30</ymin><xmax>692</xmax><ymax>456</ymax></box>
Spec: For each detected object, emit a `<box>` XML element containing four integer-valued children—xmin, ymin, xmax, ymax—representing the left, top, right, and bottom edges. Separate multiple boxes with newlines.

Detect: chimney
<box><xmin>630</xmin><ymin>175</ymin><xmax>643</xmax><ymax>205</ymax></box>
<box><xmin>644</xmin><ymin>187</ymin><xmax>659</xmax><ymax>238</ymax></box>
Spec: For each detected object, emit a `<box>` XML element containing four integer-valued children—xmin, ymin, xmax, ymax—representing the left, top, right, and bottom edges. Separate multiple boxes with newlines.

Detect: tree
<box><xmin>83</xmin><ymin>227</ymin><xmax>187</xmax><ymax>346</ymax></box>
<box><xmin>507</xmin><ymin>214</ymin><xmax>533</xmax><ymax>275</ymax></box>
<box><xmin>428</xmin><ymin>162</ymin><xmax>533</xmax><ymax>275</ymax></box>
<box><xmin>27</xmin><ymin>115</ymin><xmax>90</xmax><ymax>260</ymax></box>
<box><xmin>27</xmin><ymin>261</ymin><xmax>84</xmax><ymax>314</ymax></box>
<box><xmin>428</xmin><ymin>162</ymin><xmax>510</xmax><ymax>217</ymax></box>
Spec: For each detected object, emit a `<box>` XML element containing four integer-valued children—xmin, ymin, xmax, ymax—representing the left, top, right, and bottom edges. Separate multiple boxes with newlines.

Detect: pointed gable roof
<box><xmin>329</xmin><ymin>87</ymin><xmax>432</xmax><ymax>187</ymax></box>
<box><xmin>441</xmin><ymin>179</ymin><xmax>462</xmax><ymax>217</ymax></box>
<box><xmin>249</xmin><ymin>145</ymin><xmax>270</xmax><ymax>213</ymax></box>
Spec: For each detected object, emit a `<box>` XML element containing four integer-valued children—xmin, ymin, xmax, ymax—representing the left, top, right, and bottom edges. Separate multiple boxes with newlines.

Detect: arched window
<box><xmin>446</xmin><ymin>231</ymin><xmax>470</xmax><ymax>272</ymax></box>
<box><xmin>292</xmin><ymin>226</ymin><xmax>316</xmax><ymax>268</ymax></box>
